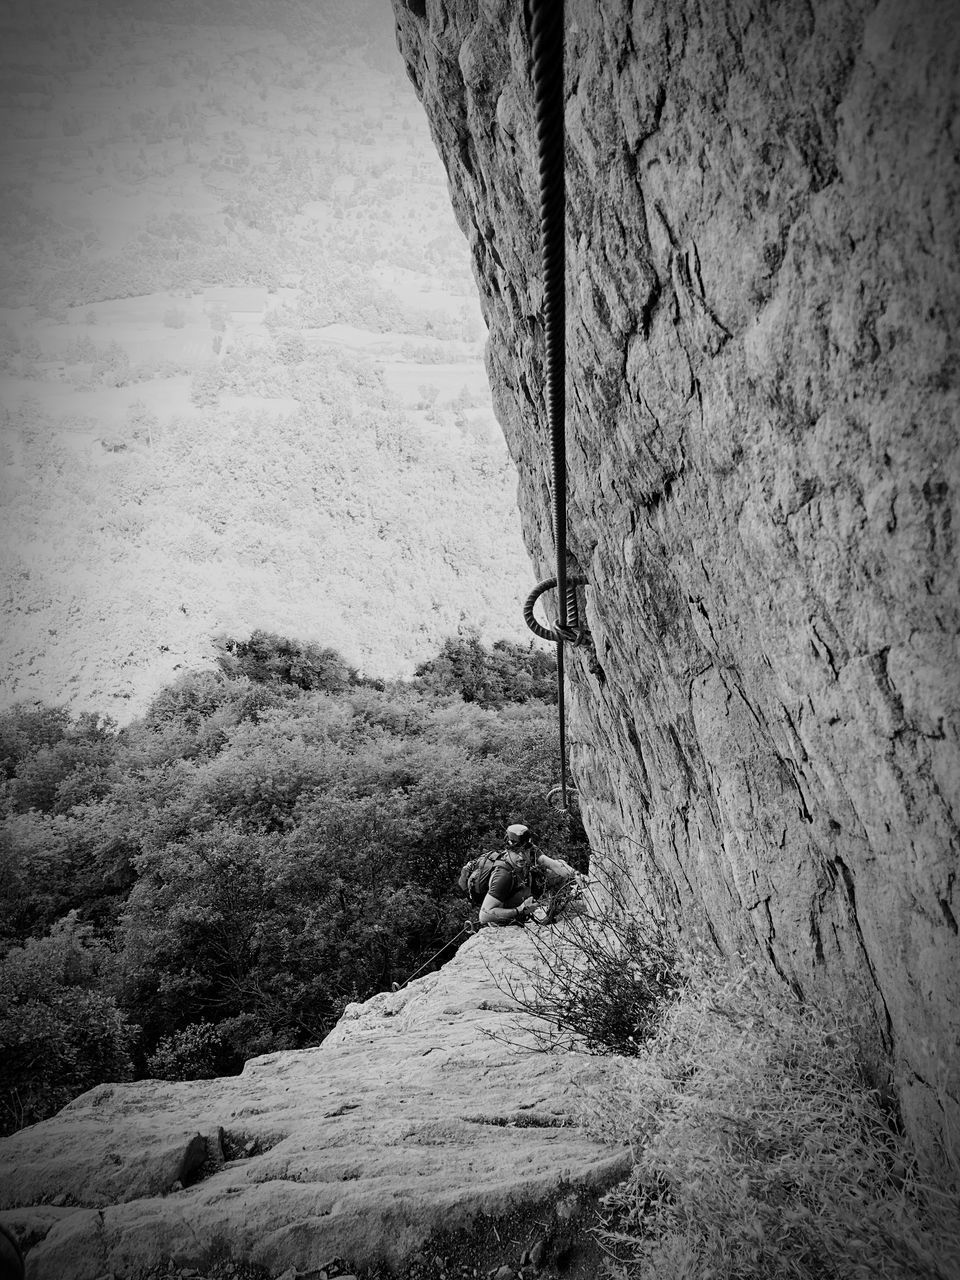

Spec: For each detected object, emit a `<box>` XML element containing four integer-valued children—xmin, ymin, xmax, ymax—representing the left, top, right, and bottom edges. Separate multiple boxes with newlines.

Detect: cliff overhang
<box><xmin>389</xmin><ymin>0</ymin><xmax>960</xmax><ymax>1173</ymax></box>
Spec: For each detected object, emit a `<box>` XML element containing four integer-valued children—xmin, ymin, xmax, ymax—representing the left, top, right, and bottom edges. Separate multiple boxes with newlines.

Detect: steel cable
<box><xmin>391</xmin><ymin>924</ymin><xmax>474</xmax><ymax>992</ymax></box>
<box><xmin>529</xmin><ymin>0</ymin><xmax>569</xmax><ymax>636</ymax></box>
<box><xmin>525</xmin><ymin>0</ymin><xmax>581</xmax><ymax>809</ymax></box>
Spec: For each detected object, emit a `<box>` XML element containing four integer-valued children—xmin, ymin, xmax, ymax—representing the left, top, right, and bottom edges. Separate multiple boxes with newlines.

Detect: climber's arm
<box><xmin>479</xmin><ymin>891</ymin><xmax>530</xmax><ymax>926</ymax></box>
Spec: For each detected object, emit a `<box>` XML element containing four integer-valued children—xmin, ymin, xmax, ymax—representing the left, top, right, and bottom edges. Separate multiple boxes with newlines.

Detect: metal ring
<box><xmin>523</xmin><ymin>576</ymin><xmax>587</xmax><ymax>643</ymax></box>
<box><xmin>545</xmin><ymin>784</ymin><xmax>579</xmax><ymax>808</ymax></box>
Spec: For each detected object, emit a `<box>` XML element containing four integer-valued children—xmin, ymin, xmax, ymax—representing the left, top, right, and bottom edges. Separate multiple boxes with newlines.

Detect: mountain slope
<box><xmin>0</xmin><ymin>0</ymin><xmax>534</xmax><ymax>721</ymax></box>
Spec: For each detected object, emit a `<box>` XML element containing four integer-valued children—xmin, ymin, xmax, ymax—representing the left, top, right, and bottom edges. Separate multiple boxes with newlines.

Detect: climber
<box><xmin>477</xmin><ymin>822</ymin><xmax>577</xmax><ymax>927</ymax></box>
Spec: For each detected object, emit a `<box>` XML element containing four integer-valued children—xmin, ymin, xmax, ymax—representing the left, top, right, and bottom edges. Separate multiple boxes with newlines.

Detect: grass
<box><xmin>573</xmin><ymin>958</ymin><xmax>960</xmax><ymax>1280</ymax></box>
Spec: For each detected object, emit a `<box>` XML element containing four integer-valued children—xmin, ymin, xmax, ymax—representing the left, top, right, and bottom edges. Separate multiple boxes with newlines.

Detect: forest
<box><xmin>0</xmin><ymin>629</ymin><xmax>583</xmax><ymax>1135</ymax></box>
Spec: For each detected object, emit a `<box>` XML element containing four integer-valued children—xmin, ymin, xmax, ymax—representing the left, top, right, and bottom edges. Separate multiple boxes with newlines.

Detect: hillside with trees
<box><xmin>0</xmin><ymin>0</ymin><xmax>533</xmax><ymax>722</ymax></box>
<box><xmin>0</xmin><ymin>630</ymin><xmax>583</xmax><ymax>1134</ymax></box>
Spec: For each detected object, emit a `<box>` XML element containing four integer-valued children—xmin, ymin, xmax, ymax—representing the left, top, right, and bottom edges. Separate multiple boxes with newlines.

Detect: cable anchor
<box><xmin>523</xmin><ymin>575</ymin><xmax>589</xmax><ymax>645</ymax></box>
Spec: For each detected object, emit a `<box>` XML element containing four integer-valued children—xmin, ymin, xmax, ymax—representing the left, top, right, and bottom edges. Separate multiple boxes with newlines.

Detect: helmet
<box><xmin>506</xmin><ymin>823</ymin><xmax>530</xmax><ymax>846</ymax></box>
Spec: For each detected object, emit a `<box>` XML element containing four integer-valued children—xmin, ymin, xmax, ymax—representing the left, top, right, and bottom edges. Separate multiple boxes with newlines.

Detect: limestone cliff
<box><xmin>389</xmin><ymin>0</ymin><xmax>960</xmax><ymax>1168</ymax></box>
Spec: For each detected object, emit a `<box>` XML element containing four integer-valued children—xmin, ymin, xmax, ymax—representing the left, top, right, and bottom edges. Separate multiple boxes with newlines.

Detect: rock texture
<box><xmin>0</xmin><ymin>931</ymin><xmax>628</xmax><ymax>1279</ymax></box>
<box><xmin>390</xmin><ymin>0</ymin><xmax>960</xmax><ymax>1169</ymax></box>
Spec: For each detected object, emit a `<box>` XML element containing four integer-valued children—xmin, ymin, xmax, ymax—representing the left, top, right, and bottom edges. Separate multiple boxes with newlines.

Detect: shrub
<box><xmin>190</xmin><ymin>365</ymin><xmax>220</xmax><ymax>406</ymax></box>
<box><xmin>145</xmin><ymin>1021</ymin><xmax>233</xmax><ymax>1081</ymax></box>
<box><xmin>3</xmin><ymin>711</ymin><xmax>119</xmax><ymax>815</ymax></box>
<box><xmin>145</xmin><ymin>1013</ymin><xmax>276</xmax><ymax>1081</ymax></box>
<box><xmin>138</xmin><ymin>669</ymin><xmax>276</xmax><ymax>756</ymax></box>
<box><xmin>273</xmin><ymin>332</ymin><xmax>306</xmax><ymax>364</ymax></box>
<box><xmin>212</xmin><ymin>631</ymin><xmax>356</xmax><ymax>693</ymax></box>
<box><xmin>490</xmin><ymin>894</ymin><xmax>683</xmax><ymax>1056</ymax></box>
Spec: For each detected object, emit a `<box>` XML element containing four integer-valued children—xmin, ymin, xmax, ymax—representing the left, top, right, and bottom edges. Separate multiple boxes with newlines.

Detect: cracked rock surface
<box><xmin>0</xmin><ymin>931</ymin><xmax>627</xmax><ymax>1279</ymax></box>
<box><xmin>390</xmin><ymin>0</ymin><xmax>959</xmax><ymax>1169</ymax></box>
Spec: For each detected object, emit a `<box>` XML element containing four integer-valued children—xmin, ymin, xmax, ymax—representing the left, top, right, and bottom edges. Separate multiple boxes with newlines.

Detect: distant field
<box><xmin>0</xmin><ymin>0</ymin><xmax>535</xmax><ymax>721</ymax></box>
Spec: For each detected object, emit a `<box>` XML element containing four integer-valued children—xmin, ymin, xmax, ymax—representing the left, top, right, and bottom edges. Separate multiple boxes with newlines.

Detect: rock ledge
<box><xmin>0</xmin><ymin>930</ymin><xmax>629</xmax><ymax>1279</ymax></box>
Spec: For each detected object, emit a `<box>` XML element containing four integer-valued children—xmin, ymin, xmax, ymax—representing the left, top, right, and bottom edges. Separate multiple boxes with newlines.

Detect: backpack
<box><xmin>458</xmin><ymin>849</ymin><xmax>514</xmax><ymax>906</ymax></box>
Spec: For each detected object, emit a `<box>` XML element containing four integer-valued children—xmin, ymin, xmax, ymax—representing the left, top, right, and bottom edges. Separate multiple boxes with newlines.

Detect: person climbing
<box><xmin>477</xmin><ymin>822</ymin><xmax>576</xmax><ymax>927</ymax></box>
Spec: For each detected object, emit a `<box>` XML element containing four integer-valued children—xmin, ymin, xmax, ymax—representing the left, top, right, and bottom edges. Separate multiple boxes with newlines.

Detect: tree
<box><xmin>413</xmin><ymin>629</ymin><xmax>557</xmax><ymax>708</ymax></box>
<box><xmin>0</xmin><ymin>705</ymin><xmax>72</xmax><ymax>782</ymax></box>
<box><xmin>3</xmin><ymin>712</ymin><xmax>120</xmax><ymax>816</ymax></box>
<box><xmin>0</xmin><ymin>913</ymin><xmax>134</xmax><ymax>1134</ymax></box>
<box><xmin>120</xmin><ymin>822</ymin><xmax>284</xmax><ymax>1050</ymax></box>
<box><xmin>212</xmin><ymin>631</ymin><xmax>357</xmax><ymax>693</ymax></box>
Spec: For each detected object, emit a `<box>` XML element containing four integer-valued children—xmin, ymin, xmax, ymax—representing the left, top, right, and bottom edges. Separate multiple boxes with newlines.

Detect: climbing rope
<box><xmin>524</xmin><ymin>0</ymin><xmax>584</xmax><ymax>811</ymax></box>
<box><xmin>390</xmin><ymin>923</ymin><xmax>474</xmax><ymax>992</ymax></box>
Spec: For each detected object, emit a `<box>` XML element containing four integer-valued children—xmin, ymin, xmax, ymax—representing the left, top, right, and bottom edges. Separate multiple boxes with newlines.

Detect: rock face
<box><xmin>389</xmin><ymin>0</ymin><xmax>960</xmax><ymax>1168</ymax></box>
<box><xmin>0</xmin><ymin>931</ymin><xmax>628</xmax><ymax>1278</ymax></box>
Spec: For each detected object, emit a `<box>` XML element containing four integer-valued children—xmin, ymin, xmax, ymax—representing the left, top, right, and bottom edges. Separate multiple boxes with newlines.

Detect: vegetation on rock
<box><xmin>581</xmin><ymin>959</ymin><xmax>960</xmax><ymax>1279</ymax></box>
<box><xmin>482</xmin><ymin>867</ymin><xmax>959</xmax><ymax>1277</ymax></box>
<box><xmin>493</xmin><ymin>909</ymin><xmax>683</xmax><ymax>1058</ymax></box>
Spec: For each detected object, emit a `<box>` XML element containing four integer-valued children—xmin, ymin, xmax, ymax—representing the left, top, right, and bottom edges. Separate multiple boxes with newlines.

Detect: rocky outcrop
<box><xmin>389</xmin><ymin>0</ymin><xmax>960</xmax><ymax>1170</ymax></box>
<box><xmin>0</xmin><ymin>930</ymin><xmax>628</xmax><ymax>1279</ymax></box>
